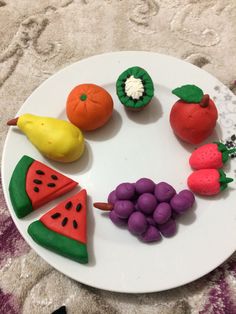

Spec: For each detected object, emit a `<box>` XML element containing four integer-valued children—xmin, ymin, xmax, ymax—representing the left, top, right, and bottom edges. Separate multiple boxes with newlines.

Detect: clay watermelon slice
<box><xmin>28</xmin><ymin>189</ymin><xmax>88</xmax><ymax>264</ymax></box>
<box><xmin>9</xmin><ymin>155</ymin><xmax>78</xmax><ymax>218</ymax></box>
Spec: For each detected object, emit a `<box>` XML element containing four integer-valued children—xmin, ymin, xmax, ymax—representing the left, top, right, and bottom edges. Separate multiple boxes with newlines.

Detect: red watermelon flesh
<box><xmin>26</xmin><ymin>160</ymin><xmax>78</xmax><ymax>209</ymax></box>
<box><xmin>40</xmin><ymin>189</ymin><xmax>87</xmax><ymax>244</ymax></box>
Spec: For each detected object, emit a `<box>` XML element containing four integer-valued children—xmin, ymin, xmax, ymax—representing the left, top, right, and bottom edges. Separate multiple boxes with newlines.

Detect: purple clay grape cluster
<box><xmin>108</xmin><ymin>178</ymin><xmax>195</xmax><ymax>243</ymax></box>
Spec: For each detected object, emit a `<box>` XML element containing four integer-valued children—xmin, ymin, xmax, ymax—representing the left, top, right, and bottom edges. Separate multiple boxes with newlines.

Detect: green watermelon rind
<box><xmin>28</xmin><ymin>220</ymin><xmax>88</xmax><ymax>264</ymax></box>
<box><xmin>9</xmin><ymin>155</ymin><xmax>34</xmax><ymax>218</ymax></box>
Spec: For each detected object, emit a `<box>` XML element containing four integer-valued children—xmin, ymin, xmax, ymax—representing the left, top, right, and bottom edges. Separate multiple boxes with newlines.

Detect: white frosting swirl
<box><xmin>125</xmin><ymin>75</ymin><xmax>144</xmax><ymax>100</ymax></box>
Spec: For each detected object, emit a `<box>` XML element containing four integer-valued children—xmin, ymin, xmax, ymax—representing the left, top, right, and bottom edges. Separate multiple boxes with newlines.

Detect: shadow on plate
<box><xmin>100</xmin><ymin>211</ymin><xmax>129</xmax><ymax>230</ymax></box>
<box><xmin>84</xmin><ymin>109</ymin><xmax>122</xmax><ymax>142</ymax></box>
<box><xmin>178</xmin><ymin>184</ymin><xmax>235</xmax><ymax>227</ymax></box>
<box><xmin>56</xmin><ymin>107</ymin><xmax>123</xmax><ymax>142</ymax></box>
<box><xmin>86</xmin><ymin>194</ymin><xmax>96</xmax><ymax>267</ymax></box>
<box><xmin>176</xmin><ymin>202</ymin><xmax>197</xmax><ymax>226</ymax></box>
<box><xmin>196</xmin><ymin>185</ymin><xmax>234</xmax><ymax>202</ymax></box>
<box><xmin>125</xmin><ymin>96</ymin><xmax>163</xmax><ymax>125</ymax></box>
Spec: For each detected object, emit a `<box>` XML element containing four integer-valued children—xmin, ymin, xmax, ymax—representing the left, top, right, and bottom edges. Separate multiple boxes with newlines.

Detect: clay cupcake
<box><xmin>116</xmin><ymin>66</ymin><xmax>154</xmax><ymax>111</ymax></box>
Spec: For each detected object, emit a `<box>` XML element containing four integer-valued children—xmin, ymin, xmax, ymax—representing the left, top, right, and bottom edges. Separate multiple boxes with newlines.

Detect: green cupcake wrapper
<box><xmin>116</xmin><ymin>66</ymin><xmax>154</xmax><ymax>109</ymax></box>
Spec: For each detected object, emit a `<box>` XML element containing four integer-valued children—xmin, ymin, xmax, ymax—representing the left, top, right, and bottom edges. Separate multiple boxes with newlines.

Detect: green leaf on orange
<box><xmin>172</xmin><ymin>85</ymin><xmax>204</xmax><ymax>103</ymax></box>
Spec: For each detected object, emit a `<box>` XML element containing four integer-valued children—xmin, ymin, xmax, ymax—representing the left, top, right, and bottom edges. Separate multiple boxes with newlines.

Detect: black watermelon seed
<box><xmin>51</xmin><ymin>213</ymin><xmax>61</xmax><ymax>219</ymax></box>
<box><xmin>33</xmin><ymin>187</ymin><xmax>39</xmax><ymax>192</ymax></box>
<box><xmin>73</xmin><ymin>220</ymin><xmax>78</xmax><ymax>229</ymax></box>
<box><xmin>33</xmin><ymin>179</ymin><xmax>42</xmax><ymax>184</ymax></box>
<box><xmin>231</xmin><ymin>134</ymin><xmax>236</xmax><ymax>141</ymax></box>
<box><xmin>65</xmin><ymin>201</ymin><xmax>72</xmax><ymax>209</ymax></box>
<box><xmin>36</xmin><ymin>170</ymin><xmax>45</xmax><ymax>175</ymax></box>
<box><xmin>47</xmin><ymin>183</ymin><xmax>56</xmax><ymax>187</ymax></box>
<box><xmin>76</xmin><ymin>203</ymin><xmax>82</xmax><ymax>212</ymax></box>
<box><xmin>51</xmin><ymin>175</ymin><xmax>58</xmax><ymax>180</ymax></box>
<box><xmin>61</xmin><ymin>217</ymin><xmax>68</xmax><ymax>226</ymax></box>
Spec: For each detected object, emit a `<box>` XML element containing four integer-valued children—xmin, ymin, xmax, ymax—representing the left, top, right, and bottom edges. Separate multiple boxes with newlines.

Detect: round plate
<box><xmin>2</xmin><ymin>51</ymin><xmax>236</xmax><ymax>293</ymax></box>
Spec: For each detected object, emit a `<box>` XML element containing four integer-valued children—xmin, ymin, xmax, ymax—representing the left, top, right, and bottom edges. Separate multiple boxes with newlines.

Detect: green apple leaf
<box><xmin>172</xmin><ymin>85</ymin><xmax>204</xmax><ymax>103</ymax></box>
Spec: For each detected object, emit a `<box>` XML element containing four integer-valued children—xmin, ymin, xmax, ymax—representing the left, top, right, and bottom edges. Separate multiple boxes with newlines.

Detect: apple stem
<box><xmin>7</xmin><ymin>117</ymin><xmax>19</xmax><ymax>126</ymax></box>
<box><xmin>199</xmin><ymin>94</ymin><xmax>209</xmax><ymax>107</ymax></box>
<box><xmin>93</xmin><ymin>202</ymin><xmax>113</xmax><ymax>211</ymax></box>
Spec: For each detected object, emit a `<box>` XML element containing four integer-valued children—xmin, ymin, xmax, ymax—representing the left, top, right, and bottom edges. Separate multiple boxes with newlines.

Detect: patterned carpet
<box><xmin>1</xmin><ymin>1</ymin><xmax>236</xmax><ymax>313</ymax></box>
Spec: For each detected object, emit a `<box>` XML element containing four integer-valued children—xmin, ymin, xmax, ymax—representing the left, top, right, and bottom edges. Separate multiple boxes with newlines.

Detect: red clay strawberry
<box><xmin>189</xmin><ymin>142</ymin><xmax>236</xmax><ymax>170</ymax></box>
<box><xmin>170</xmin><ymin>85</ymin><xmax>218</xmax><ymax>144</ymax></box>
<box><xmin>187</xmin><ymin>169</ymin><xmax>233</xmax><ymax>196</ymax></box>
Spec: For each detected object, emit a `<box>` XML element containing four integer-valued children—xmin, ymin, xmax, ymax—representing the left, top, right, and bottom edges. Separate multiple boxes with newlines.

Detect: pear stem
<box><xmin>7</xmin><ymin>117</ymin><xmax>19</xmax><ymax>126</ymax></box>
<box><xmin>93</xmin><ymin>202</ymin><xmax>113</xmax><ymax>211</ymax></box>
<box><xmin>199</xmin><ymin>94</ymin><xmax>209</xmax><ymax>107</ymax></box>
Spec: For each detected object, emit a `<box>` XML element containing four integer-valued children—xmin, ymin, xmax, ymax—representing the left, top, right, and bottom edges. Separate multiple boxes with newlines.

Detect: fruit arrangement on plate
<box><xmin>6</xmin><ymin>65</ymin><xmax>235</xmax><ymax>265</ymax></box>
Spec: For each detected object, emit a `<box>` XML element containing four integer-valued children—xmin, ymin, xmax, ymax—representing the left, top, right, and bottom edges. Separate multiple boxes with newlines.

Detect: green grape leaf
<box><xmin>172</xmin><ymin>85</ymin><xmax>204</xmax><ymax>103</ymax></box>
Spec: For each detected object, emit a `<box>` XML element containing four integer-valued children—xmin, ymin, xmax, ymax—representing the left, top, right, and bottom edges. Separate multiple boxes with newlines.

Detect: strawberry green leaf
<box><xmin>172</xmin><ymin>85</ymin><xmax>204</xmax><ymax>103</ymax></box>
<box><xmin>216</xmin><ymin>142</ymin><xmax>236</xmax><ymax>163</ymax></box>
<box><xmin>222</xmin><ymin>151</ymin><xmax>229</xmax><ymax>163</ymax></box>
<box><xmin>220</xmin><ymin>183</ymin><xmax>228</xmax><ymax>191</ymax></box>
<box><xmin>218</xmin><ymin>169</ymin><xmax>233</xmax><ymax>191</ymax></box>
<box><xmin>216</xmin><ymin>142</ymin><xmax>227</xmax><ymax>152</ymax></box>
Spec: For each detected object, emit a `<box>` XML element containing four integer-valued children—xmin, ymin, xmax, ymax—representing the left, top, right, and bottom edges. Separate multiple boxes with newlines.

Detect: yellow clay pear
<box><xmin>7</xmin><ymin>114</ymin><xmax>85</xmax><ymax>163</ymax></box>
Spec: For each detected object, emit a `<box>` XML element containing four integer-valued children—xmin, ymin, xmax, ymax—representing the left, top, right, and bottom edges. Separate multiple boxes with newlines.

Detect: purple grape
<box><xmin>135</xmin><ymin>178</ymin><xmax>155</xmax><ymax>194</ymax></box>
<box><xmin>139</xmin><ymin>225</ymin><xmax>162</xmax><ymax>243</ymax></box>
<box><xmin>114</xmin><ymin>200</ymin><xmax>134</xmax><ymax>219</ymax></box>
<box><xmin>137</xmin><ymin>193</ymin><xmax>157</xmax><ymax>215</ymax></box>
<box><xmin>153</xmin><ymin>202</ymin><xmax>172</xmax><ymax>224</ymax></box>
<box><xmin>116</xmin><ymin>183</ymin><xmax>135</xmax><ymax>200</ymax></box>
<box><xmin>154</xmin><ymin>182</ymin><xmax>176</xmax><ymax>202</ymax></box>
<box><xmin>131</xmin><ymin>192</ymin><xmax>139</xmax><ymax>202</ymax></box>
<box><xmin>178</xmin><ymin>190</ymin><xmax>195</xmax><ymax>207</ymax></box>
<box><xmin>170</xmin><ymin>194</ymin><xmax>191</xmax><ymax>214</ymax></box>
<box><xmin>134</xmin><ymin>200</ymin><xmax>139</xmax><ymax>211</ymax></box>
<box><xmin>109</xmin><ymin>210</ymin><xmax>128</xmax><ymax>227</ymax></box>
<box><xmin>108</xmin><ymin>190</ymin><xmax>118</xmax><ymax>204</ymax></box>
<box><xmin>128</xmin><ymin>212</ymin><xmax>148</xmax><ymax>235</ymax></box>
<box><xmin>146</xmin><ymin>216</ymin><xmax>156</xmax><ymax>226</ymax></box>
<box><xmin>158</xmin><ymin>219</ymin><xmax>177</xmax><ymax>237</ymax></box>
<box><xmin>171</xmin><ymin>211</ymin><xmax>179</xmax><ymax>219</ymax></box>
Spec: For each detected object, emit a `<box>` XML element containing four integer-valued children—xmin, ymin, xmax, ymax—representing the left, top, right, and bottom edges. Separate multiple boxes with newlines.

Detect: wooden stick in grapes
<box><xmin>93</xmin><ymin>202</ymin><xmax>113</xmax><ymax>211</ymax></box>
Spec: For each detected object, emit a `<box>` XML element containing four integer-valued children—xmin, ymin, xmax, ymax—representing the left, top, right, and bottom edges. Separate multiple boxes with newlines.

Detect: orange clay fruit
<box><xmin>66</xmin><ymin>84</ymin><xmax>113</xmax><ymax>131</ymax></box>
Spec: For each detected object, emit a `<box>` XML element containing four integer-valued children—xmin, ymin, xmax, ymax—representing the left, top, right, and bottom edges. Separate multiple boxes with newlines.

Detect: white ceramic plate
<box><xmin>2</xmin><ymin>51</ymin><xmax>236</xmax><ymax>293</ymax></box>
